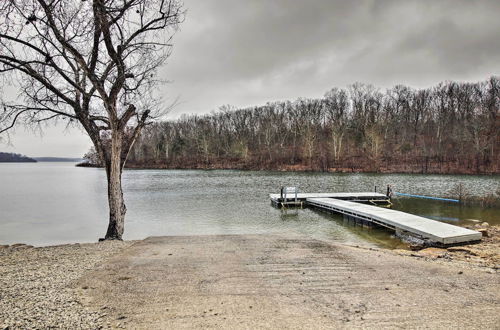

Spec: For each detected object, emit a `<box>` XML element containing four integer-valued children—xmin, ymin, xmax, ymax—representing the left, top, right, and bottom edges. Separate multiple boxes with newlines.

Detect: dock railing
<box><xmin>281</xmin><ymin>186</ymin><xmax>298</xmax><ymax>203</ymax></box>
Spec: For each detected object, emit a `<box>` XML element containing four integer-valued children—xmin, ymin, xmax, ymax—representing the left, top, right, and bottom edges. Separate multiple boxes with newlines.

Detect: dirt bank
<box><xmin>79</xmin><ymin>160</ymin><xmax>500</xmax><ymax>175</ymax></box>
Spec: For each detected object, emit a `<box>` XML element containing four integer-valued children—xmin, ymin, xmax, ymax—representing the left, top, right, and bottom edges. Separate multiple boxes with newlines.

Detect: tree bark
<box><xmin>104</xmin><ymin>131</ymin><xmax>126</xmax><ymax>240</ymax></box>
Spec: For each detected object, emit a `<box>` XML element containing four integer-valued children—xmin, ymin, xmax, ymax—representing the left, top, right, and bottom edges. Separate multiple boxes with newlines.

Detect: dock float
<box><xmin>306</xmin><ymin>198</ymin><xmax>481</xmax><ymax>246</ymax></box>
<box><xmin>269</xmin><ymin>188</ymin><xmax>481</xmax><ymax>246</ymax></box>
<box><xmin>270</xmin><ymin>192</ymin><xmax>390</xmax><ymax>207</ymax></box>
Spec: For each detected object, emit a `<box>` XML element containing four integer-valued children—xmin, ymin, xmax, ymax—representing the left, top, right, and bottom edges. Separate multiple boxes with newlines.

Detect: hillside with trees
<box><xmin>0</xmin><ymin>152</ymin><xmax>37</xmax><ymax>163</ymax></box>
<box><xmin>84</xmin><ymin>77</ymin><xmax>499</xmax><ymax>174</ymax></box>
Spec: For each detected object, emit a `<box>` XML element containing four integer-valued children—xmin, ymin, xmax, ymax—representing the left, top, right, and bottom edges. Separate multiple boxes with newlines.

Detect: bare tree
<box><xmin>0</xmin><ymin>0</ymin><xmax>183</xmax><ymax>240</ymax></box>
<box><xmin>324</xmin><ymin>88</ymin><xmax>349</xmax><ymax>162</ymax></box>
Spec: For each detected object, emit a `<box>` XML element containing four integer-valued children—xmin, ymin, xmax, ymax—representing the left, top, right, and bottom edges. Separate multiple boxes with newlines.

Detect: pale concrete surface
<box><xmin>269</xmin><ymin>192</ymin><xmax>388</xmax><ymax>203</ymax></box>
<box><xmin>78</xmin><ymin>234</ymin><xmax>500</xmax><ymax>329</ymax></box>
<box><xmin>307</xmin><ymin>198</ymin><xmax>482</xmax><ymax>245</ymax></box>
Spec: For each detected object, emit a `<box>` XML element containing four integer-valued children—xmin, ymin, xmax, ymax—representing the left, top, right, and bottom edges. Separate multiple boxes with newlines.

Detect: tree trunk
<box><xmin>104</xmin><ymin>131</ymin><xmax>126</xmax><ymax>240</ymax></box>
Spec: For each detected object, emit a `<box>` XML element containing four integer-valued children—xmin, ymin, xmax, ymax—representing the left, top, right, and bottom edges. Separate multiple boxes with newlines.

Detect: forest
<box><xmin>85</xmin><ymin>77</ymin><xmax>499</xmax><ymax>174</ymax></box>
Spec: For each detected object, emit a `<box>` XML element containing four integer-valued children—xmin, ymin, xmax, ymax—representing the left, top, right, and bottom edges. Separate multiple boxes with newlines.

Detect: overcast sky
<box><xmin>2</xmin><ymin>0</ymin><xmax>500</xmax><ymax>157</ymax></box>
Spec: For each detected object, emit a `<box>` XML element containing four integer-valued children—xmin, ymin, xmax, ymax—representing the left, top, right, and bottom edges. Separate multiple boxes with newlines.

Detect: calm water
<box><xmin>0</xmin><ymin>162</ymin><xmax>499</xmax><ymax>247</ymax></box>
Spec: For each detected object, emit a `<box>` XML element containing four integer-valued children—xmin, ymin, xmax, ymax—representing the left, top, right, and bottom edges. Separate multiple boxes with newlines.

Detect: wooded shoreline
<box><xmin>81</xmin><ymin>77</ymin><xmax>499</xmax><ymax>176</ymax></box>
<box><xmin>78</xmin><ymin>160</ymin><xmax>500</xmax><ymax>175</ymax></box>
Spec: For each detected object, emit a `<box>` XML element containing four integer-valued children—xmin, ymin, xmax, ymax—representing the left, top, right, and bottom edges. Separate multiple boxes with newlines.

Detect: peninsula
<box><xmin>0</xmin><ymin>152</ymin><xmax>37</xmax><ymax>163</ymax></box>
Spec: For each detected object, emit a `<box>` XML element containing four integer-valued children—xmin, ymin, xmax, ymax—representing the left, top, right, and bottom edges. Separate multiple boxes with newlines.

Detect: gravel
<box><xmin>0</xmin><ymin>241</ymin><xmax>133</xmax><ymax>329</ymax></box>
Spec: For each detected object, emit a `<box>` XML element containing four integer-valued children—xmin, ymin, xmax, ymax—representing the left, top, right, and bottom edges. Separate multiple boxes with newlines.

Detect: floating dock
<box><xmin>270</xmin><ymin>190</ymin><xmax>481</xmax><ymax>246</ymax></box>
<box><xmin>307</xmin><ymin>198</ymin><xmax>481</xmax><ymax>246</ymax></box>
<box><xmin>270</xmin><ymin>192</ymin><xmax>390</xmax><ymax>207</ymax></box>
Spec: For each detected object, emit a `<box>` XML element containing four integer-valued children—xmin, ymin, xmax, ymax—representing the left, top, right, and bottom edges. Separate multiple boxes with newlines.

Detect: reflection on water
<box><xmin>391</xmin><ymin>197</ymin><xmax>499</xmax><ymax>227</ymax></box>
<box><xmin>0</xmin><ymin>163</ymin><xmax>499</xmax><ymax>247</ymax></box>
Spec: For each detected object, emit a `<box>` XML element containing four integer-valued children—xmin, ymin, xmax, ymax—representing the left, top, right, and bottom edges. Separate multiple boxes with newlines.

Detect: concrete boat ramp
<box><xmin>270</xmin><ymin>191</ymin><xmax>481</xmax><ymax>246</ymax></box>
<box><xmin>78</xmin><ymin>235</ymin><xmax>499</xmax><ymax>329</ymax></box>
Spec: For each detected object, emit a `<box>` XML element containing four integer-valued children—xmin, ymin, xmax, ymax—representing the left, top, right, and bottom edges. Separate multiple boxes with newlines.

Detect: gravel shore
<box><xmin>0</xmin><ymin>241</ymin><xmax>133</xmax><ymax>329</ymax></box>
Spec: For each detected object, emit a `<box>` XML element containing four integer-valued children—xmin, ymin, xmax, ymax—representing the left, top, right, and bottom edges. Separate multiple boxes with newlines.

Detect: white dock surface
<box><xmin>270</xmin><ymin>192</ymin><xmax>388</xmax><ymax>202</ymax></box>
<box><xmin>306</xmin><ymin>198</ymin><xmax>482</xmax><ymax>245</ymax></box>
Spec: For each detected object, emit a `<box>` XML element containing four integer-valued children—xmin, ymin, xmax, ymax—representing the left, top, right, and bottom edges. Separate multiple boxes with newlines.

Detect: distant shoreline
<box><xmin>0</xmin><ymin>152</ymin><xmax>83</xmax><ymax>163</ymax></box>
<box><xmin>0</xmin><ymin>152</ymin><xmax>37</xmax><ymax>163</ymax></box>
<box><xmin>35</xmin><ymin>157</ymin><xmax>83</xmax><ymax>162</ymax></box>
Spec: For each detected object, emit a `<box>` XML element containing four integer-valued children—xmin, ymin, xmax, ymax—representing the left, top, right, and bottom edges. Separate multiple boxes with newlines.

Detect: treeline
<box><xmin>94</xmin><ymin>77</ymin><xmax>500</xmax><ymax>174</ymax></box>
<box><xmin>0</xmin><ymin>152</ymin><xmax>37</xmax><ymax>162</ymax></box>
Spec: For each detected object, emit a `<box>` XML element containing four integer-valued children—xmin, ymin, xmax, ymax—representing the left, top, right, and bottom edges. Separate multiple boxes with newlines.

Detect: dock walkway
<box><xmin>306</xmin><ymin>197</ymin><xmax>481</xmax><ymax>246</ymax></box>
<box><xmin>270</xmin><ymin>192</ymin><xmax>389</xmax><ymax>206</ymax></box>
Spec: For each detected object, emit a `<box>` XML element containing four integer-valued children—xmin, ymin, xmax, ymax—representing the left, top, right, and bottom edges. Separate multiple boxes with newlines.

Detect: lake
<box><xmin>0</xmin><ymin>162</ymin><xmax>498</xmax><ymax>247</ymax></box>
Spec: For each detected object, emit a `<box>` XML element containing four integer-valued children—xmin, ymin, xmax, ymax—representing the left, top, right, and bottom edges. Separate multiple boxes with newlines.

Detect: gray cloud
<box><xmin>4</xmin><ymin>0</ymin><xmax>500</xmax><ymax>156</ymax></box>
<box><xmin>162</xmin><ymin>0</ymin><xmax>500</xmax><ymax>118</ymax></box>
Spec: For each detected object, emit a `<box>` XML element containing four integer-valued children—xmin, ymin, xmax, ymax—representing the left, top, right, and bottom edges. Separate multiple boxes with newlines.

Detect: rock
<box><xmin>0</xmin><ymin>245</ymin><xmax>9</xmax><ymax>249</ymax></box>
<box><xmin>481</xmin><ymin>222</ymin><xmax>490</xmax><ymax>227</ymax></box>
<box><xmin>10</xmin><ymin>243</ymin><xmax>33</xmax><ymax>250</ymax></box>
<box><xmin>409</xmin><ymin>244</ymin><xmax>422</xmax><ymax>251</ymax></box>
<box><xmin>477</xmin><ymin>229</ymin><xmax>489</xmax><ymax>237</ymax></box>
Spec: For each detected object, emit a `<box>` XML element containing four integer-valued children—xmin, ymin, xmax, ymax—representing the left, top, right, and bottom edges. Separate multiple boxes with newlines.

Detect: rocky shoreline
<box><xmin>394</xmin><ymin>224</ymin><xmax>500</xmax><ymax>271</ymax></box>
